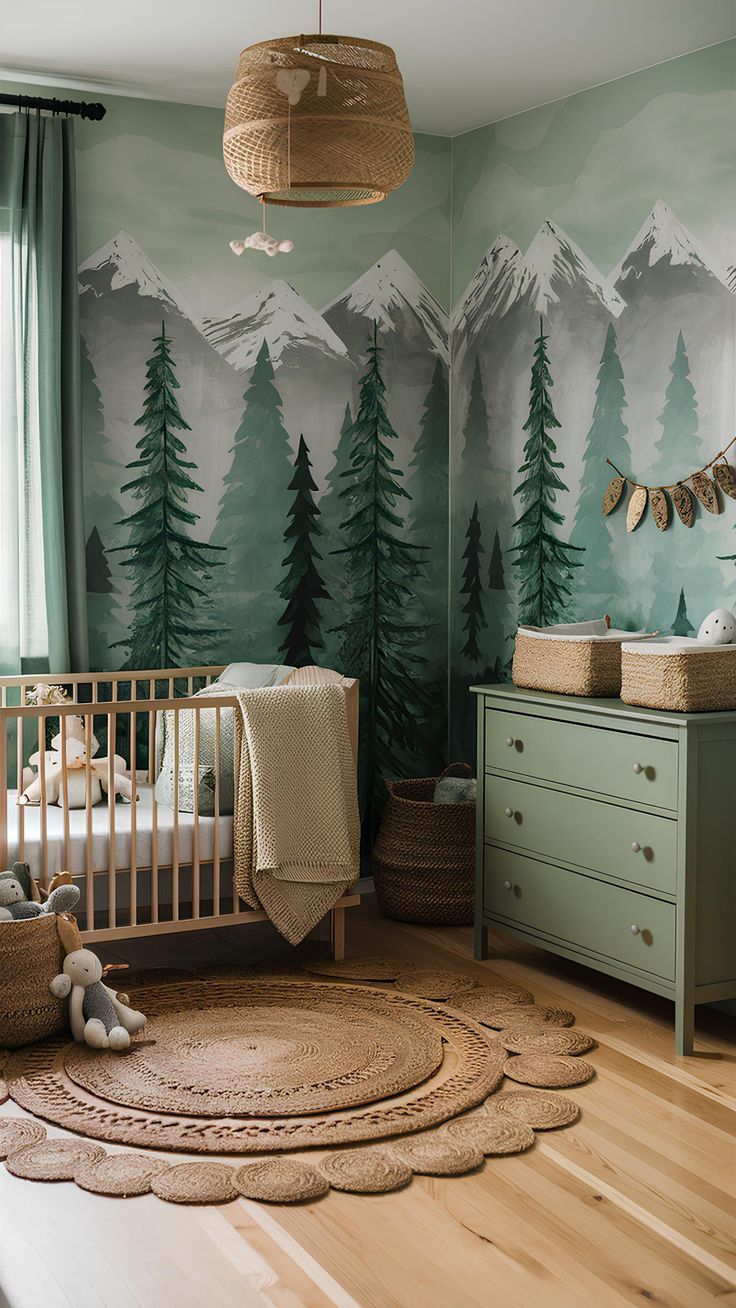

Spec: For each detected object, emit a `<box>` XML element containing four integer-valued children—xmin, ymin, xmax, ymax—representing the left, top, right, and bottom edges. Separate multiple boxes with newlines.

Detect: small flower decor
<box><xmin>25</xmin><ymin>684</ymin><xmax>71</xmax><ymax>708</ymax></box>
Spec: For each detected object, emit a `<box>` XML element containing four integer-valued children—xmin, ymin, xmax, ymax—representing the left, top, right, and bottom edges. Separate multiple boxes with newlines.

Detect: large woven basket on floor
<box><xmin>621</xmin><ymin>641</ymin><xmax>736</xmax><ymax>712</ymax></box>
<box><xmin>0</xmin><ymin>915</ymin><xmax>66</xmax><ymax>1047</ymax></box>
<box><xmin>372</xmin><ymin>765</ymin><xmax>475</xmax><ymax>926</ymax></box>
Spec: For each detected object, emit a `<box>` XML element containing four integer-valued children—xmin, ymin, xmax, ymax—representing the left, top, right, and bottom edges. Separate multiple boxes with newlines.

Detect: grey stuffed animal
<box><xmin>0</xmin><ymin>863</ymin><xmax>80</xmax><ymax>921</ymax></box>
<box><xmin>50</xmin><ymin>949</ymin><xmax>147</xmax><ymax>1050</ymax></box>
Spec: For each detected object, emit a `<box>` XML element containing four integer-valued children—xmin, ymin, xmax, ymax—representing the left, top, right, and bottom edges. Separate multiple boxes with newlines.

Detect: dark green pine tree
<box><xmin>86</xmin><ymin>526</ymin><xmax>113</xmax><ymax>594</ymax></box>
<box><xmin>571</xmin><ymin>323</ymin><xmax>630</xmax><ymax>602</ymax></box>
<box><xmin>488</xmin><ymin>529</ymin><xmax>505</xmax><ymax>590</ymax></box>
<box><xmin>651</xmin><ymin>331</ymin><xmax>700</xmax><ymax>480</ymax></box>
<box><xmin>211</xmin><ymin>339</ymin><xmax>293</xmax><ymax>654</ymax></box>
<box><xmin>85</xmin><ymin>526</ymin><xmax>120</xmax><ymax>670</ymax></box>
<box><xmin>460</xmin><ymin>503</ymin><xmax>486</xmax><ymax>664</ymax></box>
<box><xmin>670</xmin><ymin>589</ymin><xmax>695</xmax><ymax>637</ymax></box>
<box><xmin>112</xmin><ymin>324</ymin><xmax>223</xmax><ymax>668</ymax></box>
<box><xmin>510</xmin><ymin>319</ymin><xmax>584</xmax><ymax>626</ymax></box>
<box><xmin>407</xmin><ymin>358</ymin><xmax>449</xmax><ymax>670</ymax></box>
<box><xmin>461</xmin><ymin>356</ymin><xmax>491</xmax><ymax>483</ymax></box>
<box><xmin>334</xmin><ymin>324</ymin><xmax>431</xmax><ymax>822</ymax></box>
<box><xmin>320</xmin><ymin>401</ymin><xmax>354</xmax><ymax>637</ymax></box>
<box><xmin>277</xmin><ymin>435</ymin><xmax>329</xmax><ymax>667</ymax></box>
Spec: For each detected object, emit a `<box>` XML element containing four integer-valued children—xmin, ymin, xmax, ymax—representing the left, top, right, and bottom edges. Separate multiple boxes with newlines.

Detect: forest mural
<box><xmin>449</xmin><ymin>41</ymin><xmax>736</xmax><ymax>757</ymax></box>
<box><xmin>66</xmin><ymin>94</ymin><xmax>450</xmax><ymax>816</ymax></box>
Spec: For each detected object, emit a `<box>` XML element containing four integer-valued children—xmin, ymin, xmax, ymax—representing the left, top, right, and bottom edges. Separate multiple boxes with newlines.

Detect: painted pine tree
<box><xmin>571</xmin><ymin>323</ymin><xmax>630</xmax><ymax>609</ymax></box>
<box><xmin>460</xmin><ymin>503</ymin><xmax>486</xmax><ymax>664</ymax></box>
<box><xmin>651</xmin><ymin>332</ymin><xmax>700</xmax><ymax>479</ymax></box>
<box><xmin>670</xmin><ymin>589</ymin><xmax>695</xmax><ymax>636</ymax></box>
<box><xmin>112</xmin><ymin>324</ymin><xmax>223</xmax><ymax>668</ymax></box>
<box><xmin>461</xmin><ymin>356</ymin><xmax>491</xmax><ymax>484</ymax></box>
<box><xmin>320</xmin><ymin>401</ymin><xmax>354</xmax><ymax>661</ymax></box>
<box><xmin>409</xmin><ymin>359</ymin><xmax>448</xmax><ymax>594</ymax></box>
<box><xmin>211</xmin><ymin>339</ymin><xmax>293</xmax><ymax>658</ymax></box>
<box><xmin>488</xmin><ymin>529</ymin><xmax>505</xmax><ymax>592</ymax></box>
<box><xmin>85</xmin><ymin>527</ymin><xmax>120</xmax><ymax>670</ymax></box>
<box><xmin>277</xmin><ymin>435</ymin><xmax>329</xmax><ymax>667</ymax></box>
<box><xmin>486</xmin><ymin>528</ymin><xmax>512</xmax><ymax>679</ymax></box>
<box><xmin>510</xmin><ymin>319</ymin><xmax>583</xmax><ymax>626</ymax></box>
<box><xmin>334</xmin><ymin>324</ymin><xmax>431</xmax><ymax>823</ymax></box>
<box><xmin>81</xmin><ymin>333</ymin><xmax>120</xmax><ymax>550</ymax></box>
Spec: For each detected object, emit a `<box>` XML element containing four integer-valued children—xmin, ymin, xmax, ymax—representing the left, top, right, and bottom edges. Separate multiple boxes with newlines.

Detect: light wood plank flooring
<box><xmin>1</xmin><ymin>897</ymin><xmax>734</xmax><ymax>1308</ymax></box>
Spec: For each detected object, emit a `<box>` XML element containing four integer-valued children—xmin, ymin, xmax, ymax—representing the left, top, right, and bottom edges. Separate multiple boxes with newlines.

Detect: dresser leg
<box><xmin>675</xmin><ymin>998</ymin><xmax>694</xmax><ymax>1056</ymax></box>
<box><xmin>474</xmin><ymin>921</ymin><xmax>489</xmax><ymax>961</ymax></box>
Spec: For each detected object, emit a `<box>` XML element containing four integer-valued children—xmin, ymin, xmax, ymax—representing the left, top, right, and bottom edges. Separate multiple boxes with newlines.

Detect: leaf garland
<box><xmin>603</xmin><ymin>437</ymin><xmax>736</xmax><ymax>532</ymax></box>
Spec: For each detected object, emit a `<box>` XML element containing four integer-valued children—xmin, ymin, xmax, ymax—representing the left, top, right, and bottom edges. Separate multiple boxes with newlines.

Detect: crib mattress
<box><xmin>5</xmin><ymin>785</ymin><xmax>234</xmax><ymax>878</ymax></box>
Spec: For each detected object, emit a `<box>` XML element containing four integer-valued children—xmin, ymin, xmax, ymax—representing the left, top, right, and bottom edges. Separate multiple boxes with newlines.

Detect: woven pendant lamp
<box><xmin>223</xmin><ymin>23</ymin><xmax>414</xmax><ymax>208</ymax></box>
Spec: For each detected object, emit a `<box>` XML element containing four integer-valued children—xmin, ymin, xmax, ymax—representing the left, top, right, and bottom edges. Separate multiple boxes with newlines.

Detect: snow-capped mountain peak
<box><xmin>612</xmin><ymin>199</ymin><xmax>729</xmax><ymax>287</ymax></box>
<box><xmin>452</xmin><ymin>233</ymin><xmax>525</xmax><ymax>330</ymax></box>
<box><xmin>323</xmin><ymin>250</ymin><xmax>449</xmax><ymax>363</ymax></box>
<box><xmin>202</xmin><ymin>279</ymin><xmax>350</xmax><ymax>373</ymax></box>
<box><xmin>522</xmin><ymin>219</ymin><xmax>625</xmax><ymax>317</ymax></box>
<box><xmin>78</xmin><ymin>230</ymin><xmax>182</xmax><ymax>310</ymax></box>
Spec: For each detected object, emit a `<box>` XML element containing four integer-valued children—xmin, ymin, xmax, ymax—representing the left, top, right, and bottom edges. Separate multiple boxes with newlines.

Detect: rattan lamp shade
<box><xmin>223</xmin><ymin>34</ymin><xmax>414</xmax><ymax>207</ymax></box>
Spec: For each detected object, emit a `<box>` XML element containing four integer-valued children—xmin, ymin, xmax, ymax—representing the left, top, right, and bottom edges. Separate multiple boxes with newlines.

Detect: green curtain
<box><xmin>0</xmin><ymin>111</ymin><xmax>88</xmax><ymax>674</ymax></box>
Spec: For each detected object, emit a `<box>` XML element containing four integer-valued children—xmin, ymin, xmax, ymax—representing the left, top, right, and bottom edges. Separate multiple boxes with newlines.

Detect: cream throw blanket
<box><xmin>232</xmin><ymin>684</ymin><xmax>360</xmax><ymax>944</ymax></box>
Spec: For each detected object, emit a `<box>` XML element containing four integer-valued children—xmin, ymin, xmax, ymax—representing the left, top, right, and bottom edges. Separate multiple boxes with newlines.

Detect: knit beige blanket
<box><xmin>232</xmin><ymin>684</ymin><xmax>360</xmax><ymax>944</ymax></box>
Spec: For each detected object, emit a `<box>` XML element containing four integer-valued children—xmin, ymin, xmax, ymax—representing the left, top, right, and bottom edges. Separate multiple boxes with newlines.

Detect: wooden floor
<box><xmin>1</xmin><ymin>897</ymin><xmax>734</xmax><ymax>1308</ymax></box>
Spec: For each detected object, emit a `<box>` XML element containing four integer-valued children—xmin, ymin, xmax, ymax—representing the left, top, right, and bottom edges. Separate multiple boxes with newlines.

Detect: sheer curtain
<box><xmin>0</xmin><ymin>111</ymin><xmax>87</xmax><ymax>674</ymax></box>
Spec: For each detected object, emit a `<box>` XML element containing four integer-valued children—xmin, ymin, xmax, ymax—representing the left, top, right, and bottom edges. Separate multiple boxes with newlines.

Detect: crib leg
<box><xmin>330</xmin><ymin>905</ymin><xmax>346</xmax><ymax>961</ymax></box>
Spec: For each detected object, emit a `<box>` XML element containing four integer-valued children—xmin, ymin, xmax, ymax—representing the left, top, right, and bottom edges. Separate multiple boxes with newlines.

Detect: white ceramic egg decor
<box><xmin>697</xmin><ymin>608</ymin><xmax>736</xmax><ymax>645</ymax></box>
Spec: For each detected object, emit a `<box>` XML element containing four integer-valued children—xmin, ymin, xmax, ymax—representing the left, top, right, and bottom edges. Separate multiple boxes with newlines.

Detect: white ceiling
<box><xmin>3</xmin><ymin>0</ymin><xmax>735</xmax><ymax>136</ymax></box>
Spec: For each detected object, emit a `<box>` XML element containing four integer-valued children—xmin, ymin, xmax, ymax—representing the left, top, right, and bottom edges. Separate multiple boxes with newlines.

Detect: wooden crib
<box><xmin>0</xmin><ymin>666</ymin><xmax>360</xmax><ymax>957</ymax></box>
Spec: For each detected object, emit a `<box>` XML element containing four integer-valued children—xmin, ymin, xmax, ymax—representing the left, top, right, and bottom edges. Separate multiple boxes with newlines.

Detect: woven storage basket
<box><xmin>0</xmin><ymin>915</ymin><xmax>66</xmax><ymax>1047</ymax></box>
<box><xmin>372</xmin><ymin>765</ymin><xmax>475</xmax><ymax>926</ymax></box>
<box><xmin>512</xmin><ymin>619</ymin><xmax>646</xmax><ymax>698</ymax></box>
<box><xmin>621</xmin><ymin>640</ymin><xmax>736</xmax><ymax>712</ymax></box>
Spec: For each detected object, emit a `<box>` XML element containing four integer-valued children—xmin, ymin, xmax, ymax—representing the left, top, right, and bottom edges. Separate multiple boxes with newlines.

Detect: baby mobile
<box><xmin>602</xmin><ymin>435</ymin><xmax>736</xmax><ymax>532</ymax></box>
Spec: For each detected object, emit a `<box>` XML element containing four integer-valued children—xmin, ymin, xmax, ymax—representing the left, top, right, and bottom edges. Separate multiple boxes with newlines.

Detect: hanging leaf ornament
<box><xmin>602</xmin><ymin>476</ymin><xmax>625</xmax><ymax>516</ymax></box>
<box><xmin>690</xmin><ymin>471</ymin><xmax>720</xmax><ymax>514</ymax></box>
<box><xmin>626</xmin><ymin>486</ymin><xmax>648</xmax><ymax>532</ymax></box>
<box><xmin>649</xmin><ymin>488</ymin><xmax>669</xmax><ymax>532</ymax></box>
<box><xmin>672</xmin><ymin>483</ymin><xmax>695</xmax><ymax>527</ymax></box>
<box><xmin>713</xmin><ymin>462</ymin><xmax>736</xmax><ymax>500</ymax></box>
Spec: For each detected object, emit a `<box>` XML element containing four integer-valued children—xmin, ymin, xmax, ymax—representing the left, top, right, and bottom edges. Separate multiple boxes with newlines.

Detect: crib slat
<box><xmin>38</xmin><ymin>717</ymin><xmax>48</xmax><ymax>888</ymax></box>
<box><xmin>130</xmin><ymin>709</ymin><xmax>138</xmax><ymax>927</ymax></box>
<box><xmin>147</xmin><ymin>678</ymin><xmax>157</xmax><ymax>784</ymax></box>
<box><xmin>0</xmin><ymin>713</ymin><xmax>7</xmax><ymax>869</ymax></box>
<box><xmin>108</xmin><ymin>711</ymin><xmax>117</xmax><ymax>929</ymax></box>
<box><xmin>213</xmin><ymin>707</ymin><xmax>221</xmax><ymax>916</ymax></box>
<box><xmin>172</xmin><ymin>707</ymin><xmax>180</xmax><ymax>921</ymax></box>
<box><xmin>85</xmin><ymin>714</ymin><xmax>94</xmax><ymax>928</ymax></box>
<box><xmin>150</xmin><ymin>707</ymin><xmax>159</xmax><ymax>925</ymax></box>
<box><xmin>16</xmin><ymin>711</ymin><xmax>24</xmax><ymax>862</ymax></box>
<box><xmin>192</xmin><ymin>707</ymin><xmax>200</xmax><ymax>918</ymax></box>
<box><xmin>60</xmin><ymin>717</ymin><xmax>71</xmax><ymax>873</ymax></box>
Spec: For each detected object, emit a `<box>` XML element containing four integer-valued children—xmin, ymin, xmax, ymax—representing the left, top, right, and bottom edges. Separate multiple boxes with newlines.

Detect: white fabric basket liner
<box><xmin>622</xmin><ymin>637</ymin><xmax>736</xmax><ymax>656</ymax></box>
<box><xmin>518</xmin><ymin>620</ymin><xmax>652</xmax><ymax>645</ymax></box>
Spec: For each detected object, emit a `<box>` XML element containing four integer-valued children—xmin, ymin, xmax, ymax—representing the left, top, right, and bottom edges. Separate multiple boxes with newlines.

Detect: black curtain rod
<box><xmin>0</xmin><ymin>91</ymin><xmax>106</xmax><ymax>120</ymax></box>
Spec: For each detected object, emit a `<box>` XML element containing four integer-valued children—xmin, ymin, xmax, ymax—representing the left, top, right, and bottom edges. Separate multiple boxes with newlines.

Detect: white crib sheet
<box><xmin>5</xmin><ymin>785</ymin><xmax>234</xmax><ymax>878</ymax></box>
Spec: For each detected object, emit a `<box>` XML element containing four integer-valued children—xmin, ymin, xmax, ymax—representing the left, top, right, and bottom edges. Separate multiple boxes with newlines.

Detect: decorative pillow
<box><xmin>433</xmin><ymin>777</ymin><xmax>477</xmax><ymax>804</ymax></box>
<box><xmin>154</xmin><ymin>665</ymin><xmax>294</xmax><ymax>815</ymax></box>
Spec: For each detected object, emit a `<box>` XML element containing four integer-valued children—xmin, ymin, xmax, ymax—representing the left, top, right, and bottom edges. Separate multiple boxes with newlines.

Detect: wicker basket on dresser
<box><xmin>472</xmin><ymin>683</ymin><xmax>736</xmax><ymax>1054</ymax></box>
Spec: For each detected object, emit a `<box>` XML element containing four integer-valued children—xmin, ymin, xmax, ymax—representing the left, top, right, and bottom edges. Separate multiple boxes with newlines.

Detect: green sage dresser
<box><xmin>472</xmin><ymin>683</ymin><xmax>736</xmax><ymax>1054</ymax></box>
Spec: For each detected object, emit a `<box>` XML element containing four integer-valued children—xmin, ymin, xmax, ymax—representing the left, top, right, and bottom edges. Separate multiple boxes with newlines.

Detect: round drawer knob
<box><xmin>504</xmin><ymin>807</ymin><xmax>513</xmax><ymax>817</ymax></box>
<box><xmin>631</xmin><ymin>841</ymin><xmax>641</xmax><ymax>853</ymax></box>
<box><xmin>629</xmin><ymin>924</ymin><xmax>640</xmax><ymax>935</ymax></box>
<box><xmin>505</xmin><ymin>736</ymin><xmax>515</xmax><ymax>747</ymax></box>
<box><xmin>503</xmin><ymin>880</ymin><xmax>513</xmax><ymax>891</ymax></box>
<box><xmin>632</xmin><ymin>762</ymin><xmax>643</xmax><ymax>774</ymax></box>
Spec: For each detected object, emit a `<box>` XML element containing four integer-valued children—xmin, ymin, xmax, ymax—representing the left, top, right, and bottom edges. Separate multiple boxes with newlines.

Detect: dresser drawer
<box><xmin>485</xmin><ymin>777</ymin><xmax>676</xmax><ymax>896</ymax></box>
<box><xmin>484</xmin><ymin>847</ymin><xmax>675</xmax><ymax>980</ymax></box>
<box><xmin>485</xmin><ymin>708</ymin><xmax>677</xmax><ymax>810</ymax></box>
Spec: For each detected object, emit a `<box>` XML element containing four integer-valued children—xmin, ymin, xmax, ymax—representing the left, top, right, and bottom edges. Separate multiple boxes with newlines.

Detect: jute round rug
<box><xmin>5</xmin><ymin>975</ymin><xmax>505</xmax><ymax>1154</ymax></box>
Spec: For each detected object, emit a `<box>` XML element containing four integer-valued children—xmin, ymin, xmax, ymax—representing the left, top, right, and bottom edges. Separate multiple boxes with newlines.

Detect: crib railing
<box><xmin>0</xmin><ymin>666</ymin><xmax>359</xmax><ymax>948</ymax></box>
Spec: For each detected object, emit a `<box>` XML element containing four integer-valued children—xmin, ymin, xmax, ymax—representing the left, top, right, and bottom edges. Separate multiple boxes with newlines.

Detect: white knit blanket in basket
<box><xmin>232</xmin><ymin>684</ymin><xmax>360</xmax><ymax>945</ymax></box>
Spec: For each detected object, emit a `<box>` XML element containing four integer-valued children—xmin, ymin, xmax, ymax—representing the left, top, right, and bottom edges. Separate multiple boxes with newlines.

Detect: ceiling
<box><xmin>3</xmin><ymin>0</ymin><xmax>735</xmax><ymax>135</ymax></box>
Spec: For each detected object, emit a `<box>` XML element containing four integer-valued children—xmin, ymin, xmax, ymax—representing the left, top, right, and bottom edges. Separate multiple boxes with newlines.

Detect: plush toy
<box><xmin>229</xmin><ymin>233</ymin><xmax>294</xmax><ymax>258</ymax></box>
<box><xmin>20</xmin><ymin>715</ymin><xmax>135</xmax><ymax>808</ymax></box>
<box><xmin>697</xmin><ymin>608</ymin><xmax>736</xmax><ymax>645</ymax></box>
<box><xmin>50</xmin><ymin>949</ymin><xmax>147</xmax><ymax>1050</ymax></box>
<box><xmin>0</xmin><ymin>865</ymin><xmax>80</xmax><ymax>921</ymax></box>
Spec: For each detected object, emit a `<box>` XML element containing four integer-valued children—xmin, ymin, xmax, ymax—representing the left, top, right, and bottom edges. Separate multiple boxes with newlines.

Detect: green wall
<box><xmin>449</xmin><ymin>41</ymin><xmax>736</xmax><ymax>756</ymax></box>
